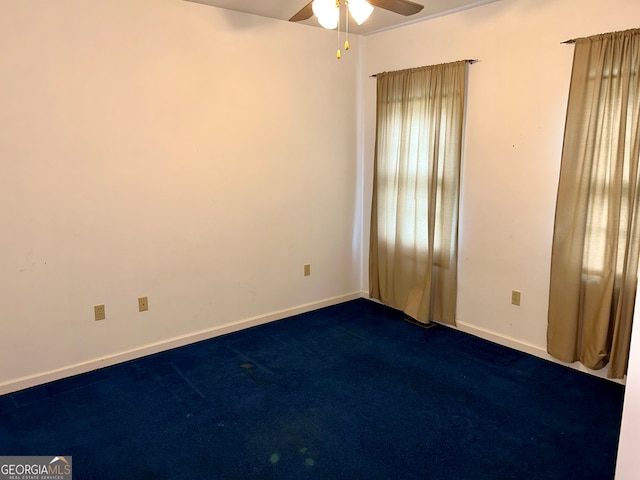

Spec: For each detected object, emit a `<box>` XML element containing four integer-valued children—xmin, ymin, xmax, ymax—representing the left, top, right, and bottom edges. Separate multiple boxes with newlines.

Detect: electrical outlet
<box><xmin>138</xmin><ymin>297</ymin><xmax>148</xmax><ymax>312</ymax></box>
<box><xmin>94</xmin><ymin>304</ymin><xmax>106</xmax><ymax>321</ymax></box>
<box><xmin>511</xmin><ymin>290</ymin><xmax>521</xmax><ymax>306</ymax></box>
<box><xmin>304</xmin><ymin>264</ymin><xmax>311</xmax><ymax>277</ymax></box>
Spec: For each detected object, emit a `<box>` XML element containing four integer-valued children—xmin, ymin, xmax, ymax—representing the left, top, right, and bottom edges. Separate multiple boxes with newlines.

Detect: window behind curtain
<box><xmin>369</xmin><ymin>61</ymin><xmax>467</xmax><ymax>325</ymax></box>
<box><xmin>547</xmin><ymin>29</ymin><xmax>640</xmax><ymax>379</ymax></box>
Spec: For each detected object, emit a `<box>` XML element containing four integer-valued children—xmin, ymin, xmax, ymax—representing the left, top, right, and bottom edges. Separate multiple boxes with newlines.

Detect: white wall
<box><xmin>362</xmin><ymin>0</ymin><xmax>640</xmax><ymax>374</ymax></box>
<box><xmin>0</xmin><ymin>0</ymin><xmax>362</xmax><ymax>391</ymax></box>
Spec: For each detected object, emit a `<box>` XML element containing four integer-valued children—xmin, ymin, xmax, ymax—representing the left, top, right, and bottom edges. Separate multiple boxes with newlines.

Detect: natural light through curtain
<box><xmin>548</xmin><ymin>29</ymin><xmax>640</xmax><ymax>379</ymax></box>
<box><xmin>369</xmin><ymin>61</ymin><xmax>467</xmax><ymax>325</ymax></box>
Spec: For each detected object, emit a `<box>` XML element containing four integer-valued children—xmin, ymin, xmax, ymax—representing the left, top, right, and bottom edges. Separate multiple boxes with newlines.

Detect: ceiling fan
<box><xmin>290</xmin><ymin>0</ymin><xmax>423</xmax><ymax>58</ymax></box>
<box><xmin>289</xmin><ymin>0</ymin><xmax>424</xmax><ymax>23</ymax></box>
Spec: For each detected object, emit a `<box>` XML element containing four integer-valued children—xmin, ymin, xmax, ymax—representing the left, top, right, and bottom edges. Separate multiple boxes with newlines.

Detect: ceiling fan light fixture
<box><xmin>348</xmin><ymin>0</ymin><xmax>373</xmax><ymax>25</ymax></box>
<box><xmin>312</xmin><ymin>0</ymin><xmax>339</xmax><ymax>29</ymax></box>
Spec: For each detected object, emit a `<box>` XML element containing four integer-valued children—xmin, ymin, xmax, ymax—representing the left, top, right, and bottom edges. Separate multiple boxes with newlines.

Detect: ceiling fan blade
<box><xmin>289</xmin><ymin>1</ymin><xmax>314</xmax><ymax>22</ymax></box>
<box><xmin>368</xmin><ymin>0</ymin><xmax>424</xmax><ymax>16</ymax></box>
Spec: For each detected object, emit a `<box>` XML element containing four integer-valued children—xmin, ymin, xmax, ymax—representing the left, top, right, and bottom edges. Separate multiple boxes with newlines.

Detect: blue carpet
<box><xmin>0</xmin><ymin>299</ymin><xmax>625</xmax><ymax>479</ymax></box>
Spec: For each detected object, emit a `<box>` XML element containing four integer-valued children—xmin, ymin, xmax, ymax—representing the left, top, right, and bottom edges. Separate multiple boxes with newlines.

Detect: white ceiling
<box><xmin>183</xmin><ymin>0</ymin><xmax>501</xmax><ymax>35</ymax></box>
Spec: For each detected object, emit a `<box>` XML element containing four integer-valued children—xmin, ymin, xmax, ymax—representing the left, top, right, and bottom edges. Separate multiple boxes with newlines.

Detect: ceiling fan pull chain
<box><xmin>345</xmin><ymin>0</ymin><xmax>350</xmax><ymax>51</ymax></box>
<box><xmin>336</xmin><ymin>0</ymin><xmax>342</xmax><ymax>59</ymax></box>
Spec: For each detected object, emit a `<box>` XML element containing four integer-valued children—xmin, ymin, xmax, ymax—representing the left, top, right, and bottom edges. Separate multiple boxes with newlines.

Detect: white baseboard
<box><xmin>454</xmin><ymin>320</ymin><xmax>625</xmax><ymax>384</ymax></box>
<box><xmin>367</xmin><ymin>296</ymin><xmax>625</xmax><ymax>384</ymax></box>
<box><xmin>0</xmin><ymin>292</ymin><xmax>363</xmax><ymax>396</ymax></box>
<box><xmin>363</xmin><ymin>292</ymin><xmax>624</xmax><ymax>384</ymax></box>
<box><xmin>3</xmin><ymin>292</ymin><xmax>621</xmax><ymax>396</ymax></box>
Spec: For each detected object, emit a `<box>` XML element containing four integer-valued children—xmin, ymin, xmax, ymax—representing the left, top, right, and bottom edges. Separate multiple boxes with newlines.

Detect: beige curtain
<box><xmin>548</xmin><ymin>29</ymin><xmax>640</xmax><ymax>379</ymax></box>
<box><xmin>369</xmin><ymin>61</ymin><xmax>467</xmax><ymax>325</ymax></box>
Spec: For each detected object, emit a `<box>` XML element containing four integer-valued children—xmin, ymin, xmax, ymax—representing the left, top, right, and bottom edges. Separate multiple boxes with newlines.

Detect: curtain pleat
<box><xmin>548</xmin><ymin>29</ymin><xmax>640</xmax><ymax>379</ymax></box>
<box><xmin>369</xmin><ymin>61</ymin><xmax>466</xmax><ymax>325</ymax></box>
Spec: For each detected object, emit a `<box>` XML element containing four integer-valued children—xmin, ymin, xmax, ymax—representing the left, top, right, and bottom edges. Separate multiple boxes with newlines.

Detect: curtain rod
<box><xmin>369</xmin><ymin>59</ymin><xmax>479</xmax><ymax>78</ymax></box>
<box><xmin>562</xmin><ymin>28</ymin><xmax>640</xmax><ymax>44</ymax></box>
